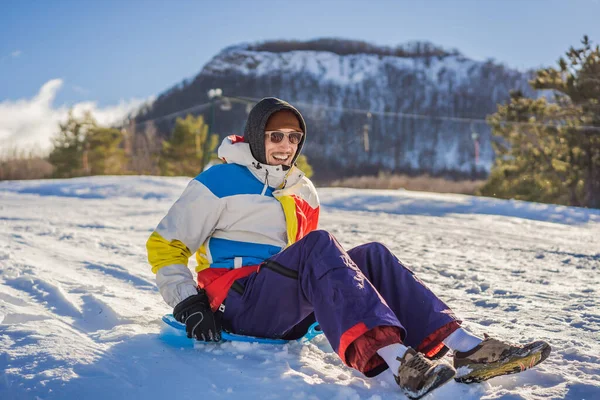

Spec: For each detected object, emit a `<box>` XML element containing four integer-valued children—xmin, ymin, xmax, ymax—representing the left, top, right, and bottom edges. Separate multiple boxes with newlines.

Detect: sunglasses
<box><xmin>265</xmin><ymin>131</ymin><xmax>303</xmax><ymax>145</ymax></box>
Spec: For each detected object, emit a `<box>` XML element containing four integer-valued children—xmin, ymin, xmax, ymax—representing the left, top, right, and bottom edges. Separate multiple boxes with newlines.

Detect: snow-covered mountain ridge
<box><xmin>136</xmin><ymin>39</ymin><xmax>535</xmax><ymax>180</ymax></box>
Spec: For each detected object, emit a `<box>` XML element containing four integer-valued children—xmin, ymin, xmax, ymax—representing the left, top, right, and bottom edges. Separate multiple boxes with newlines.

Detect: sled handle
<box><xmin>303</xmin><ymin>322</ymin><xmax>323</xmax><ymax>342</ymax></box>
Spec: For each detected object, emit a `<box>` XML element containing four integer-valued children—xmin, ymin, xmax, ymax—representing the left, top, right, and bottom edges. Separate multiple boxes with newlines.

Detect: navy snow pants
<box><xmin>221</xmin><ymin>230</ymin><xmax>458</xmax><ymax>366</ymax></box>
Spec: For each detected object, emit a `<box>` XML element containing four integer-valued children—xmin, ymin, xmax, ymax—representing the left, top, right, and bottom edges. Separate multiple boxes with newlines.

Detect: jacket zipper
<box><xmin>260</xmin><ymin>169</ymin><xmax>269</xmax><ymax>196</ymax></box>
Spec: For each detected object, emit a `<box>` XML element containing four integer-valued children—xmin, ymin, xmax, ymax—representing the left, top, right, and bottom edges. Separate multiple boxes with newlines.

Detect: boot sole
<box><xmin>403</xmin><ymin>365</ymin><xmax>456</xmax><ymax>399</ymax></box>
<box><xmin>455</xmin><ymin>341</ymin><xmax>551</xmax><ymax>384</ymax></box>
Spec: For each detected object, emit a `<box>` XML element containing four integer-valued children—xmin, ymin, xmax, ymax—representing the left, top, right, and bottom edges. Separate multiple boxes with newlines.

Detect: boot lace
<box><xmin>409</xmin><ymin>353</ymin><xmax>433</xmax><ymax>374</ymax></box>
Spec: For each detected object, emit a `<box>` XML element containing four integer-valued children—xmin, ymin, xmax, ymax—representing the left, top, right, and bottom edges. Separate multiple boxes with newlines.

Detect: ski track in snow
<box><xmin>0</xmin><ymin>176</ymin><xmax>599</xmax><ymax>400</ymax></box>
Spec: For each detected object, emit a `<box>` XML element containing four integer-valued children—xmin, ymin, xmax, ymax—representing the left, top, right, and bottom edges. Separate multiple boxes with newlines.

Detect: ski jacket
<box><xmin>147</xmin><ymin>135</ymin><xmax>320</xmax><ymax>309</ymax></box>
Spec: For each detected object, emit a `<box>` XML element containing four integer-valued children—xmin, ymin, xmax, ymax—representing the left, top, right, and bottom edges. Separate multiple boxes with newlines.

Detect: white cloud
<box><xmin>11</xmin><ymin>50</ymin><xmax>22</xmax><ymax>58</ymax></box>
<box><xmin>0</xmin><ymin>79</ymin><xmax>153</xmax><ymax>154</ymax></box>
<box><xmin>72</xmin><ymin>85</ymin><xmax>90</xmax><ymax>95</ymax></box>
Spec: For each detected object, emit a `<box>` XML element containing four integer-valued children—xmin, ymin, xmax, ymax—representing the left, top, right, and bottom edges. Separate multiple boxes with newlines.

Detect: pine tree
<box><xmin>48</xmin><ymin>111</ymin><xmax>96</xmax><ymax>178</ymax></box>
<box><xmin>85</xmin><ymin>127</ymin><xmax>127</xmax><ymax>175</ymax></box>
<box><xmin>159</xmin><ymin>114</ymin><xmax>218</xmax><ymax>176</ymax></box>
<box><xmin>480</xmin><ymin>36</ymin><xmax>600</xmax><ymax>208</ymax></box>
<box><xmin>531</xmin><ymin>35</ymin><xmax>600</xmax><ymax>208</ymax></box>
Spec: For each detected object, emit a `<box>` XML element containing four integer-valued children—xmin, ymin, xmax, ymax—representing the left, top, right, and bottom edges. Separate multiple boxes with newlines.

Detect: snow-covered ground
<box><xmin>0</xmin><ymin>176</ymin><xmax>599</xmax><ymax>400</ymax></box>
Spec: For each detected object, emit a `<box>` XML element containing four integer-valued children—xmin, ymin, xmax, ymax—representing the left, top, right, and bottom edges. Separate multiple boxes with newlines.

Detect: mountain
<box><xmin>135</xmin><ymin>39</ymin><xmax>535</xmax><ymax>181</ymax></box>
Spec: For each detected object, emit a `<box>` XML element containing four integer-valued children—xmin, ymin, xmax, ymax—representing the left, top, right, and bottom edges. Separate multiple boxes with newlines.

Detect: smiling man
<box><xmin>147</xmin><ymin>97</ymin><xmax>550</xmax><ymax>399</ymax></box>
<box><xmin>262</xmin><ymin>110</ymin><xmax>303</xmax><ymax>166</ymax></box>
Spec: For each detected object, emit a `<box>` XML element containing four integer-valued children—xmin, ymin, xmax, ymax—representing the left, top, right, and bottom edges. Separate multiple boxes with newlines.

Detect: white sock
<box><xmin>442</xmin><ymin>328</ymin><xmax>483</xmax><ymax>352</ymax></box>
<box><xmin>377</xmin><ymin>343</ymin><xmax>409</xmax><ymax>375</ymax></box>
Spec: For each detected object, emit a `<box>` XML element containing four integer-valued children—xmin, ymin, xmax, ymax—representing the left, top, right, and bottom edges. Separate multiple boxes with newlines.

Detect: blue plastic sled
<box><xmin>162</xmin><ymin>314</ymin><xmax>323</xmax><ymax>344</ymax></box>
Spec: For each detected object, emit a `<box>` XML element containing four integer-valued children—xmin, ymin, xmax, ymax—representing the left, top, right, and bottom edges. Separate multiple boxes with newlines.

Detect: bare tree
<box><xmin>128</xmin><ymin>121</ymin><xmax>161</xmax><ymax>175</ymax></box>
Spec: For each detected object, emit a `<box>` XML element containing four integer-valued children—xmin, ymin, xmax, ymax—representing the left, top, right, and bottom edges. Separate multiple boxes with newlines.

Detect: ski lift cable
<box><xmin>133</xmin><ymin>102</ymin><xmax>213</xmax><ymax>128</ymax></box>
<box><xmin>128</xmin><ymin>94</ymin><xmax>600</xmax><ymax>133</ymax></box>
<box><xmin>225</xmin><ymin>95</ymin><xmax>600</xmax><ymax>133</ymax></box>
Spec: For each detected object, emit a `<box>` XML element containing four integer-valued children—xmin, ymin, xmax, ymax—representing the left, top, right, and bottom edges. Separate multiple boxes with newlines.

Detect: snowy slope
<box><xmin>0</xmin><ymin>176</ymin><xmax>599</xmax><ymax>400</ymax></box>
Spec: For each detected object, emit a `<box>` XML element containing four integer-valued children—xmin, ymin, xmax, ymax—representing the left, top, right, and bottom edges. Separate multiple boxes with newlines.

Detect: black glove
<box><xmin>173</xmin><ymin>289</ymin><xmax>222</xmax><ymax>342</ymax></box>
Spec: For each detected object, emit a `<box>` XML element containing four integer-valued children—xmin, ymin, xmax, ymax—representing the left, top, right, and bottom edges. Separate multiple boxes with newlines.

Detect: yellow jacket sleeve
<box><xmin>147</xmin><ymin>178</ymin><xmax>224</xmax><ymax>274</ymax></box>
<box><xmin>146</xmin><ymin>232</ymin><xmax>191</xmax><ymax>274</ymax></box>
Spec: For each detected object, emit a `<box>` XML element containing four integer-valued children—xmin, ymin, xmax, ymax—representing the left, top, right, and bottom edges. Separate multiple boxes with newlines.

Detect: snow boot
<box><xmin>395</xmin><ymin>348</ymin><xmax>456</xmax><ymax>399</ymax></box>
<box><xmin>453</xmin><ymin>334</ymin><xmax>551</xmax><ymax>383</ymax></box>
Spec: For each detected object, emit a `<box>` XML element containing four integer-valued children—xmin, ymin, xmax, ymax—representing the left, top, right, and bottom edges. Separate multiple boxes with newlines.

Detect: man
<box><xmin>147</xmin><ymin>97</ymin><xmax>550</xmax><ymax>399</ymax></box>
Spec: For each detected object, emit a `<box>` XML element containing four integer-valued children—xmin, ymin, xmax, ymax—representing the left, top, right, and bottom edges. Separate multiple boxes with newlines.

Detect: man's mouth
<box><xmin>272</xmin><ymin>154</ymin><xmax>290</xmax><ymax>162</ymax></box>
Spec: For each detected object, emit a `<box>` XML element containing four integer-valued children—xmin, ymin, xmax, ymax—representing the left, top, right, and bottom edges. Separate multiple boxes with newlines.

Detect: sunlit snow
<box><xmin>1</xmin><ymin>176</ymin><xmax>598</xmax><ymax>399</ymax></box>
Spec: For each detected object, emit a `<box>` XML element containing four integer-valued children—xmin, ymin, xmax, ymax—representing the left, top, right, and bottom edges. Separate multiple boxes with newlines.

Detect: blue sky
<box><xmin>1</xmin><ymin>0</ymin><xmax>600</xmax><ymax>107</ymax></box>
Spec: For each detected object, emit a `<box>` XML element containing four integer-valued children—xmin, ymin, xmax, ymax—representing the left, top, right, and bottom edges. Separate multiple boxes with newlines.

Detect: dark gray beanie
<box><xmin>243</xmin><ymin>97</ymin><xmax>306</xmax><ymax>165</ymax></box>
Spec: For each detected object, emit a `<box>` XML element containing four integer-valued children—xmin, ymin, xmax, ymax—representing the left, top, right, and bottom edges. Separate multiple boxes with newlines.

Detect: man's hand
<box><xmin>173</xmin><ymin>289</ymin><xmax>222</xmax><ymax>342</ymax></box>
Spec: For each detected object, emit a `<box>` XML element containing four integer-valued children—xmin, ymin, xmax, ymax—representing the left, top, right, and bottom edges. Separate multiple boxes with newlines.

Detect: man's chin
<box><xmin>267</xmin><ymin>159</ymin><xmax>292</xmax><ymax>167</ymax></box>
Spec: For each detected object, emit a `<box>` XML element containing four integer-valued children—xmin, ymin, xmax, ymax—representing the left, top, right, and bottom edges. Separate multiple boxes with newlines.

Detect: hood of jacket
<box><xmin>218</xmin><ymin>135</ymin><xmax>305</xmax><ymax>190</ymax></box>
<box><xmin>243</xmin><ymin>97</ymin><xmax>306</xmax><ymax>166</ymax></box>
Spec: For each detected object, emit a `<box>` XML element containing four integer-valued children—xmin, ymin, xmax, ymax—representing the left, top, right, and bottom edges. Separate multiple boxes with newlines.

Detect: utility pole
<box><xmin>363</xmin><ymin>112</ymin><xmax>372</xmax><ymax>153</ymax></box>
<box><xmin>207</xmin><ymin>88</ymin><xmax>223</xmax><ymax>138</ymax></box>
<box><xmin>472</xmin><ymin>132</ymin><xmax>480</xmax><ymax>165</ymax></box>
<box><xmin>471</xmin><ymin>121</ymin><xmax>480</xmax><ymax>166</ymax></box>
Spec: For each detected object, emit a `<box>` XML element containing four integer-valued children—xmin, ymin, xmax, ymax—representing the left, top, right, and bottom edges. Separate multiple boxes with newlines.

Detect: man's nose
<box><xmin>277</xmin><ymin>139</ymin><xmax>293</xmax><ymax>151</ymax></box>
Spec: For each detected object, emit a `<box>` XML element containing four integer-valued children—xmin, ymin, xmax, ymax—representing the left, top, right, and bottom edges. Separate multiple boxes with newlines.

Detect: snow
<box><xmin>212</xmin><ymin>49</ymin><xmax>473</xmax><ymax>88</ymax></box>
<box><xmin>1</xmin><ymin>176</ymin><xmax>599</xmax><ymax>400</ymax></box>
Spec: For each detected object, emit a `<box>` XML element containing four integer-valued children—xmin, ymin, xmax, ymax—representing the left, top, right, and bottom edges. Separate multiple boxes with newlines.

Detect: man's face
<box><xmin>264</xmin><ymin>128</ymin><xmax>302</xmax><ymax>166</ymax></box>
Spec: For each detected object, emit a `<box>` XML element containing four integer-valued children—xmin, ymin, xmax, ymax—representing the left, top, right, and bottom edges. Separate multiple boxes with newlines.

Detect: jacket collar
<box><xmin>217</xmin><ymin>135</ymin><xmax>304</xmax><ymax>189</ymax></box>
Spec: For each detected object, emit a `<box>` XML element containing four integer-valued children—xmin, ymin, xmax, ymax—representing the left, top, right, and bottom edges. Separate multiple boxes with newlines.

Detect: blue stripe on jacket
<box><xmin>196</xmin><ymin>164</ymin><xmax>275</xmax><ymax>198</ymax></box>
<box><xmin>209</xmin><ymin>237</ymin><xmax>282</xmax><ymax>268</ymax></box>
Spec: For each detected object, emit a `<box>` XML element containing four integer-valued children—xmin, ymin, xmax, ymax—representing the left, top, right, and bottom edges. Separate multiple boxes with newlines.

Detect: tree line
<box><xmin>45</xmin><ymin>112</ymin><xmax>219</xmax><ymax>178</ymax></box>
<box><xmin>248</xmin><ymin>38</ymin><xmax>460</xmax><ymax>59</ymax></box>
<box><xmin>0</xmin><ymin>112</ymin><xmax>313</xmax><ymax>181</ymax></box>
